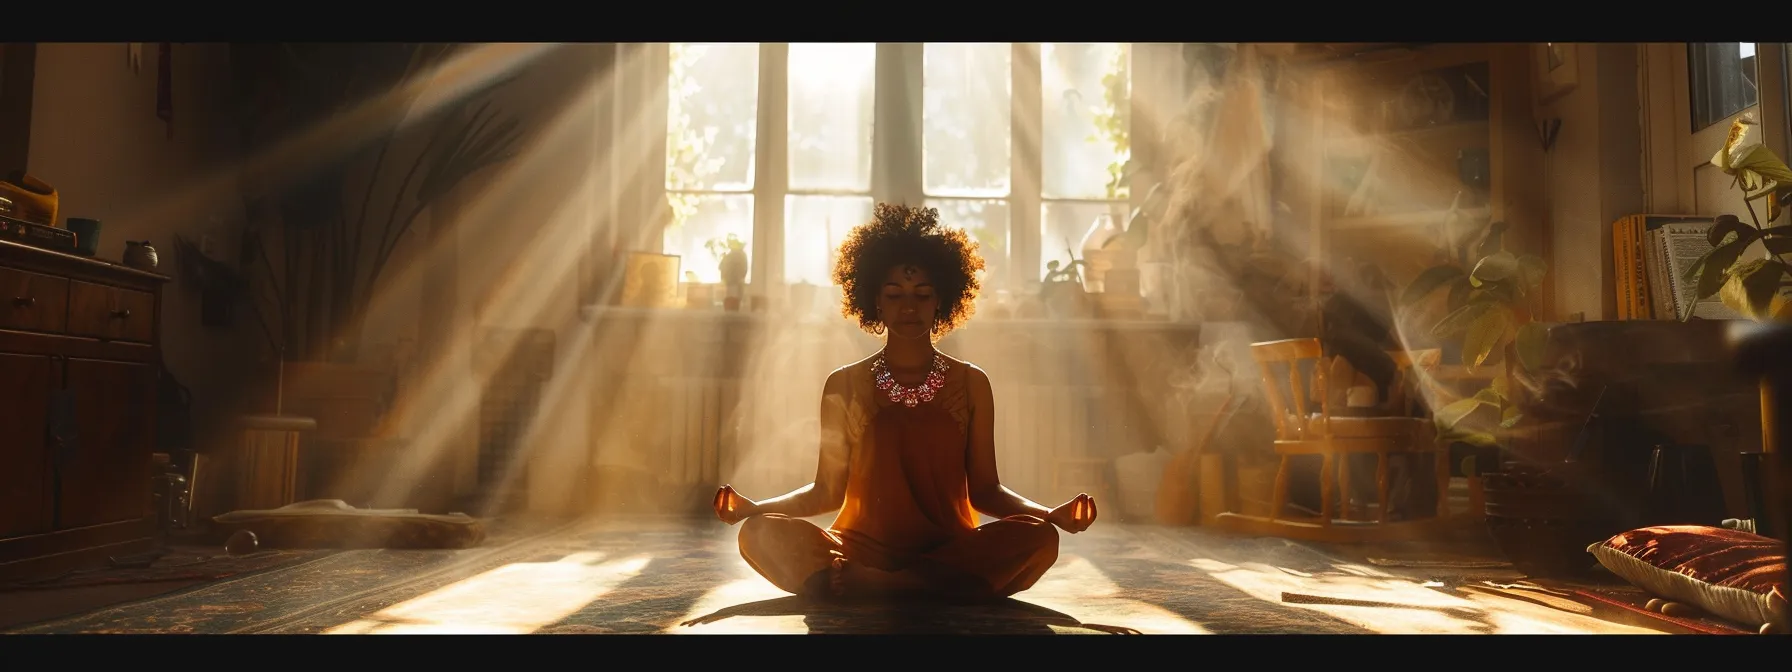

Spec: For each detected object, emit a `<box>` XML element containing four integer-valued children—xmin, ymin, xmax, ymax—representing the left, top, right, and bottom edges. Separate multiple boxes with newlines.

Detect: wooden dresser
<box><xmin>0</xmin><ymin>239</ymin><xmax>166</xmax><ymax>578</ymax></box>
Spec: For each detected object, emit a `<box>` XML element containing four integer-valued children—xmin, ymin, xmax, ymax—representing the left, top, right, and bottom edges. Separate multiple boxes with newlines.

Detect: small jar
<box><xmin>124</xmin><ymin>240</ymin><xmax>159</xmax><ymax>270</ymax></box>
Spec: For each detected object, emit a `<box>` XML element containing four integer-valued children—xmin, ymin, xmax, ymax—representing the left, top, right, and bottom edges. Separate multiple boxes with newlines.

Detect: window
<box><xmin>1689</xmin><ymin>42</ymin><xmax>1758</xmax><ymax>131</ymax></box>
<box><xmin>785</xmin><ymin>43</ymin><xmax>877</xmax><ymax>287</ymax></box>
<box><xmin>664</xmin><ymin>43</ymin><xmax>759</xmax><ymax>284</ymax></box>
<box><xmin>923</xmin><ymin>43</ymin><xmax>1014</xmax><ymax>289</ymax></box>
<box><xmin>662</xmin><ymin>43</ymin><xmax>1131</xmax><ymax>294</ymax></box>
<box><xmin>1037</xmin><ymin>43</ymin><xmax>1132</xmax><ymax>279</ymax></box>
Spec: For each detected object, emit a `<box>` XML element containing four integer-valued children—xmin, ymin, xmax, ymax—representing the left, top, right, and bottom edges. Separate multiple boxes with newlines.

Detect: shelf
<box><xmin>1325</xmin><ymin>120</ymin><xmax>1491</xmax><ymax>154</ymax></box>
<box><xmin>1329</xmin><ymin>206</ymin><xmax>1489</xmax><ymax>231</ymax></box>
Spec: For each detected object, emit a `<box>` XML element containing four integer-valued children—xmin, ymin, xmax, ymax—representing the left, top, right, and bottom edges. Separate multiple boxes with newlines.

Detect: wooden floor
<box><xmin>0</xmin><ymin>515</ymin><xmax>1700</xmax><ymax>635</ymax></box>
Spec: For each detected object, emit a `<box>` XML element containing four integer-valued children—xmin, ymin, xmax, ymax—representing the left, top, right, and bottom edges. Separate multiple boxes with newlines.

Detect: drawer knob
<box><xmin>111</xmin><ymin>308</ymin><xmax>132</xmax><ymax>319</ymax></box>
<box><xmin>11</xmin><ymin>296</ymin><xmax>32</xmax><ymax>307</ymax></box>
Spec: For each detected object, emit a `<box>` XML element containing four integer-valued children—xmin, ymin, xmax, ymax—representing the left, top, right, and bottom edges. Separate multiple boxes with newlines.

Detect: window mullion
<box><xmin>875</xmin><ymin>43</ymin><xmax>925</xmax><ymax>207</ymax></box>
<box><xmin>754</xmin><ymin>43</ymin><xmax>790</xmax><ymax>290</ymax></box>
<box><xmin>640</xmin><ymin>43</ymin><xmax>672</xmax><ymax>253</ymax></box>
<box><xmin>1012</xmin><ymin>42</ymin><xmax>1044</xmax><ymax>289</ymax></box>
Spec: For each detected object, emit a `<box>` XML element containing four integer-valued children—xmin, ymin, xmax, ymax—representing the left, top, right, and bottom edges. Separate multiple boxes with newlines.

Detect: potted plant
<box><xmin>1397</xmin><ymin>205</ymin><xmax>1613</xmax><ymax>575</ymax></box>
<box><xmin>1677</xmin><ymin>116</ymin><xmax>1792</xmax><ymax>321</ymax></box>
<box><xmin>1672</xmin><ymin>116</ymin><xmax>1792</xmax><ymax>552</ymax></box>
<box><xmin>707</xmin><ymin>233</ymin><xmax>748</xmax><ymax>311</ymax></box>
<box><xmin>1399</xmin><ymin>204</ymin><xmax>1548</xmax><ymax>447</ymax></box>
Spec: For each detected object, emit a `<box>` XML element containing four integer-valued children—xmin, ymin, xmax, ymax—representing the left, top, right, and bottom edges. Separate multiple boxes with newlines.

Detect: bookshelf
<box><xmin>1288</xmin><ymin>44</ymin><xmax>1543</xmax><ymax>304</ymax></box>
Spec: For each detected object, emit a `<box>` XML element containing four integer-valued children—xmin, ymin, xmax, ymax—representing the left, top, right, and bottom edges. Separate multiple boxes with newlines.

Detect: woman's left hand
<box><xmin>1047</xmin><ymin>493</ymin><xmax>1098</xmax><ymax>533</ymax></box>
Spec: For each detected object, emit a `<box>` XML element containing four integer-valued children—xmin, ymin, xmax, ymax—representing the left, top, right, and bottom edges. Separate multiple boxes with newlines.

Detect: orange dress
<box><xmin>736</xmin><ymin>358</ymin><xmax>1060</xmax><ymax>599</ymax></box>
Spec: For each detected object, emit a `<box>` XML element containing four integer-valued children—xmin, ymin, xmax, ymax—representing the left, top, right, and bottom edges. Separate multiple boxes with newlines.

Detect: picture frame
<box><xmin>620</xmin><ymin>251</ymin><xmax>682</xmax><ymax>308</ymax></box>
<box><xmin>1534</xmin><ymin>42</ymin><xmax>1578</xmax><ymax>105</ymax></box>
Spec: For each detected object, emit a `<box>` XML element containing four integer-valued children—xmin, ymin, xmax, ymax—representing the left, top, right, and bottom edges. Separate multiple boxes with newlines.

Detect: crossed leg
<box><xmin>737</xmin><ymin>514</ymin><xmax>1061</xmax><ymax>601</ymax></box>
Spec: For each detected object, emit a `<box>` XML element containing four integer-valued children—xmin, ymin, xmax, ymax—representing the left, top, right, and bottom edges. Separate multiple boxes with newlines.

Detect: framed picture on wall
<box><xmin>1534</xmin><ymin>42</ymin><xmax>1578</xmax><ymax>104</ymax></box>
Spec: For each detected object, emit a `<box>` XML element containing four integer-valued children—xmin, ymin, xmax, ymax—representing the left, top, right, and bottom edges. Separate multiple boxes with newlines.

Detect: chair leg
<box><xmin>1319</xmin><ymin>453</ymin><xmax>1336</xmax><ymax>526</ymax></box>
<box><xmin>1271</xmin><ymin>457</ymin><xmax>1291</xmax><ymax>523</ymax></box>
<box><xmin>1339</xmin><ymin>453</ymin><xmax>1355</xmax><ymax>521</ymax></box>
<box><xmin>1467</xmin><ymin>475</ymin><xmax>1485</xmax><ymax>519</ymax></box>
<box><xmin>1376</xmin><ymin>452</ymin><xmax>1391</xmax><ymax>524</ymax></box>
<box><xmin>1435</xmin><ymin>450</ymin><xmax>1452</xmax><ymax>518</ymax></box>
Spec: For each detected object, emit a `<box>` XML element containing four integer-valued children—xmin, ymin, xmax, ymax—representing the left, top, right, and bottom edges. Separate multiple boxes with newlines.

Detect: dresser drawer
<box><xmin>0</xmin><ymin>265</ymin><xmax>70</xmax><ymax>333</ymax></box>
<box><xmin>67</xmin><ymin>280</ymin><xmax>155</xmax><ymax>343</ymax></box>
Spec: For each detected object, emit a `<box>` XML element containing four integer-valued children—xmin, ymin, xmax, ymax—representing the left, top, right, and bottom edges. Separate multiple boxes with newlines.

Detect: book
<box><xmin>1643</xmin><ymin>218</ymin><xmax>1744</xmax><ymax>321</ymax></box>
<box><xmin>1612</xmin><ymin>216</ymin><xmax>1638</xmax><ymax>319</ymax></box>
<box><xmin>1612</xmin><ymin>214</ymin><xmax>1727</xmax><ymax>320</ymax></box>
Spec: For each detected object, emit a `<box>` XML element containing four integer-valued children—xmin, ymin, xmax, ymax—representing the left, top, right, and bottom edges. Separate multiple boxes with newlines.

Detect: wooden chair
<box><xmin>1213</xmin><ymin>338</ymin><xmax>1469</xmax><ymax>543</ymax></box>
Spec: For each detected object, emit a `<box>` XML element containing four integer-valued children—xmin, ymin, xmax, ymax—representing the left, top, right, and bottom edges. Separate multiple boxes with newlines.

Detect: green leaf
<box><xmin>1733</xmin><ymin>144</ymin><xmax>1792</xmax><ymax>186</ymax></box>
<box><xmin>1765</xmin><ymin>237</ymin><xmax>1792</xmax><ymax>256</ymax></box>
<box><xmin>1469</xmin><ymin>283</ymin><xmax>1517</xmax><ymax>305</ymax></box>
<box><xmin>1737</xmin><ymin>259</ymin><xmax>1788</xmax><ymax>319</ymax></box>
<box><xmin>1470</xmin><ymin>251</ymin><xmax>1519</xmax><ymax>286</ymax></box>
<box><xmin>1689</xmin><ymin>236</ymin><xmax>1754</xmax><ymax>300</ymax></box>
<box><xmin>1682</xmin><ymin>238</ymin><xmax>1725</xmax><ymax>286</ymax></box>
<box><xmin>1401</xmin><ymin>265</ymin><xmax>1468</xmax><ymax>305</ymax></box>
<box><xmin>1719</xmin><ymin>258</ymin><xmax>1769</xmax><ymax>318</ymax></box>
<box><xmin>1473</xmin><ymin>386</ymin><xmax>1504</xmax><ymax>406</ymax></box>
<box><xmin>1462</xmin><ymin>304</ymin><xmax>1515</xmax><ymax>370</ymax></box>
<box><xmin>1516</xmin><ymin>254</ymin><xmax>1548</xmax><ymax>293</ymax></box>
<box><xmin>1446</xmin><ymin>278</ymin><xmax>1473</xmax><ymax>311</ymax></box>
<box><xmin>1500</xmin><ymin>405</ymin><xmax>1524</xmax><ymax>429</ymax></box>
<box><xmin>1434</xmin><ymin>397</ymin><xmax>1489</xmax><ymax>431</ymax></box>
<box><xmin>1476</xmin><ymin>221</ymin><xmax>1510</xmax><ymax>259</ymax></box>
<box><xmin>1440</xmin><ymin>429</ymin><xmax>1502</xmax><ymax>449</ymax></box>
<box><xmin>1489</xmin><ymin>374</ymin><xmax>1510</xmax><ymax>401</ymax></box>
<box><xmin>1431</xmin><ymin>301</ymin><xmax>1494</xmax><ymax>339</ymax></box>
<box><xmin>1515</xmin><ymin>322</ymin><xmax>1549</xmax><ymax>372</ymax></box>
<box><xmin>1762</xmin><ymin>224</ymin><xmax>1792</xmax><ymax>237</ymax></box>
<box><xmin>1707</xmin><ymin>214</ymin><xmax>1760</xmax><ymax>248</ymax></box>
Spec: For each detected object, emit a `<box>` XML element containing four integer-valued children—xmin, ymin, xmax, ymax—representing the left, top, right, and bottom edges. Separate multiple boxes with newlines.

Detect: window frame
<box><xmin>1640</xmin><ymin>42</ymin><xmax>1790</xmax><ymax>216</ymax></box>
<box><xmin>640</xmin><ymin>42</ymin><xmax>1134</xmax><ymax>298</ymax></box>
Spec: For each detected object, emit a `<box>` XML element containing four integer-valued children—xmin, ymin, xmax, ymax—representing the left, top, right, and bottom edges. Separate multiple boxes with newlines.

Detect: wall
<box><xmin>383</xmin><ymin>44</ymin><xmax>606</xmax><ymax>515</ymax></box>
<box><xmin>26</xmin><ymin>43</ymin><xmax>611</xmax><ymax>516</ymax></box>
<box><xmin>1539</xmin><ymin>43</ymin><xmax>1646</xmax><ymax>321</ymax></box>
<box><xmin>26</xmin><ymin>43</ymin><xmax>256</xmax><ymax>447</ymax></box>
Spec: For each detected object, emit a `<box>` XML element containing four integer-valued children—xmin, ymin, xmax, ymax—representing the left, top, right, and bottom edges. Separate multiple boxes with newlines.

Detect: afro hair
<box><xmin>830</xmin><ymin>203</ymin><xmax>985</xmax><ymax>336</ymax></box>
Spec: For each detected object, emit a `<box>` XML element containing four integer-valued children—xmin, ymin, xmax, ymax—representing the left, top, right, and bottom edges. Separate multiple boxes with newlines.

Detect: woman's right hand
<box><xmin>712</xmin><ymin>485</ymin><xmax>758</xmax><ymax>525</ymax></box>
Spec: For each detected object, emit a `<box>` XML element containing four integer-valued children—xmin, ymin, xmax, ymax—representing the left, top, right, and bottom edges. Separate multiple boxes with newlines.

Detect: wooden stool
<box><xmin>194</xmin><ymin>415</ymin><xmax>316</xmax><ymax>520</ymax></box>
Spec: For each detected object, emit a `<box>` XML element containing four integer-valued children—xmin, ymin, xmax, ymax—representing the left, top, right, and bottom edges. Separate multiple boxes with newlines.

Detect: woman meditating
<box><xmin>710</xmin><ymin>203</ymin><xmax>1098</xmax><ymax>602</ymax></box>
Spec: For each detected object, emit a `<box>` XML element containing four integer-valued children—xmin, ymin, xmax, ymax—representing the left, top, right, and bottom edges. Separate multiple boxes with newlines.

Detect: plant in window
<box><xmin>1680</xmin><ymin>115</ymin><xmax>1792</xmax><ymax>320</ymax></box>
<box><xmin>1399</xmin><ymin>201</ymin><xmax>1549</xmax><ymax>450</ymax></box>
<box><xmin>1090</xmin><ymin>45</ymin><xmax>1131</xmax><ymax>201</ymax></box>
<box><xmin>705</xmin><ymin>233</ymin><xmax>745</xmax><ymax>265</ymax></box>
<box><xmin>665</xmin><ymin>44</ymin><xmax>728</xmax><ymax>231</ymax></box>
<box><xmin>706</xmin><ymin>232</ymin><xmax>749</xmax><ymax>300</ymax></box>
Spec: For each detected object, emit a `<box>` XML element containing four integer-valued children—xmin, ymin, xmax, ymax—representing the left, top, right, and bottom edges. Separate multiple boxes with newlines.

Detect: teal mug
<box><xmin>66</xmin><ymin>218</ymin><xmax>101</xmax><ymax>257</ymax></box>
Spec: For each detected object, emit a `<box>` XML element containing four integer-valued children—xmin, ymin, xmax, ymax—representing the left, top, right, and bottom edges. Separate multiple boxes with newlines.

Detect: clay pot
<box><xmin>124</xmin><ymin>240</ymin><xmax>159</xmax><ymax>270</ymax></box>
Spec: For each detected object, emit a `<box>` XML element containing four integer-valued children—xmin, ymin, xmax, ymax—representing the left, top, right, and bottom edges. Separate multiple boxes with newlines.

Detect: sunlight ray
<box><xmin>325</xmin><ymin>552</ymin><xmax>651</xmax><ymax>635</ymax></box>
<box><xmin>1186</xmin><ymin>557</ymin><xmax>1660</xmax><ymax>634</ymax></box>
<box><xmin>1016</xmin><ymin>555</ymin><xmax>1210</xmax><ymax>634</ymax></box>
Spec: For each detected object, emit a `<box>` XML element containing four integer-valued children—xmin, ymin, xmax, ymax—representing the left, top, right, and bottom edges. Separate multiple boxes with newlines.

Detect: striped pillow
<box><xmin>1588</xmin><ymin>525</ymin><xmax>1786</xmax><ymax>631</ymax></box>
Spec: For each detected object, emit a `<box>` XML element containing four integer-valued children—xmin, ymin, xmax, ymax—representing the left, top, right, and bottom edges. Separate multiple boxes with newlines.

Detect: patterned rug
<box><xmin>0</xmin><ymin>548</ymin><xmax>334</xmax><ymax>593</ymax></box>
<box><xmin>6</xmin><ymin>516</ymin><xmax>1670</xmax><ymax>635</ymax></box>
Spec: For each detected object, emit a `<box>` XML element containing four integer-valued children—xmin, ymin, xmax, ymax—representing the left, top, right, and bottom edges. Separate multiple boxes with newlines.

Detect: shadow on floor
<box><xmin>675</xmin><ymin>595</ymin><xmax>1141</xmax><ymax>635</ymax></box>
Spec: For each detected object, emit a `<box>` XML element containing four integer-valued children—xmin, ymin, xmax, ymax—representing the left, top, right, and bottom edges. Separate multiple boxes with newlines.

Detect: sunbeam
<box><xmin>325</xmin><ymin>552</ymin><xmax>651</xmax><ymax>634</ymax></box>
<box><xmin>11</xmin><ymin>40</ymin><xmax>1759</xmax><ymax>638</ymax></box>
